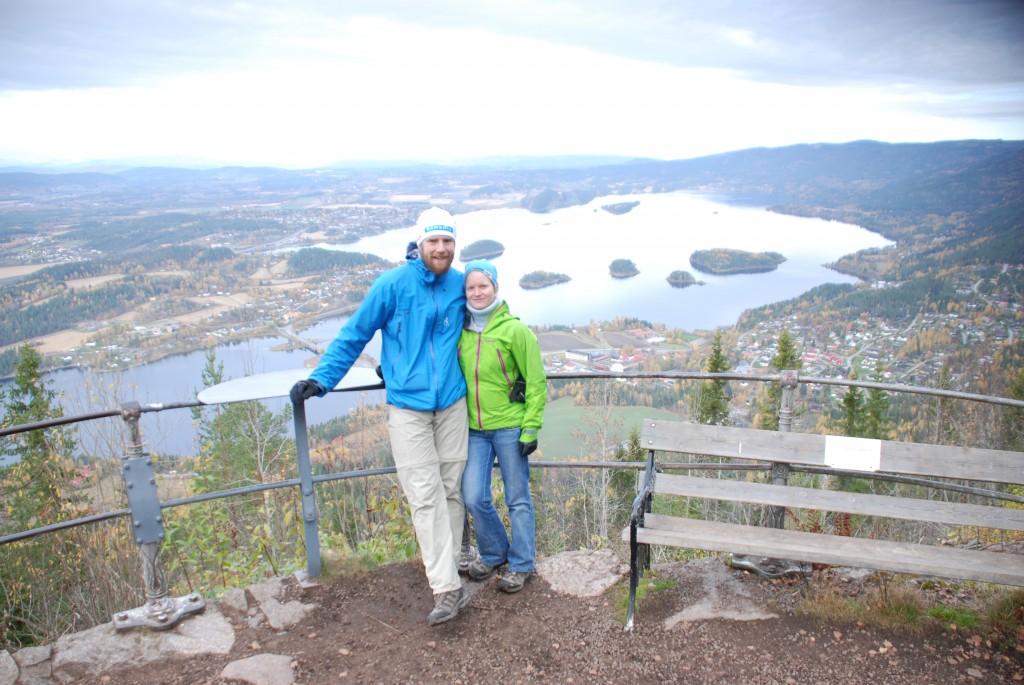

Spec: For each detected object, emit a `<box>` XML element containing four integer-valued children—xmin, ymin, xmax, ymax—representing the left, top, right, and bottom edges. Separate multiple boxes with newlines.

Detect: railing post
<box><xmin>730</xmin><ymin>369</ymin><xmax>809</xmax><ymax>579</ymax></box>
<box><xmin>778</xmin><ymin>369</ymin><xmax>797</xmax><ymax>434</ymax></box>
<box><xmin>113</xmin><ymin>402</ymin><xmax>205</xmax><ymax>631</ymax></box>
<box><xmin>292</xmin><ymin>398</ymin><xmax>322</xmax><ymax>579</ymax></box>
<box><xmin>767</xmin><ymin>370</ymin><xmax>797</xmax><ymax>529</ymax></box>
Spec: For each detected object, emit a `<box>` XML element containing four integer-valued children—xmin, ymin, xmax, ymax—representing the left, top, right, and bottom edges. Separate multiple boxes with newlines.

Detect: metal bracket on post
<box><xmin>292</xmin><ymin>398</ymin><xmax>322</xmax><ymax>581</ymax></box>
<box><xmin>113</xmin><ymin>401</ymin><xmax>205</xmax><ymax>631</ymax></box>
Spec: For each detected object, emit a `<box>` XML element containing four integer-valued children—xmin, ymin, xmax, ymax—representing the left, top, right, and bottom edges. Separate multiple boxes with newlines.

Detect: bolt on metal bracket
<box><xmin>113</xmin><ymin>591</ymin><xmax>206</xmax><ymax>631</ymax></box>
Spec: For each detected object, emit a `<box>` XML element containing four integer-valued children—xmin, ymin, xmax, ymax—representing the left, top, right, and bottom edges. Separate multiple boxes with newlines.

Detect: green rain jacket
<box><xmin>457</xmin><ymin>301</ymin><xmax>546</xmax><ymax>444</ymax></box>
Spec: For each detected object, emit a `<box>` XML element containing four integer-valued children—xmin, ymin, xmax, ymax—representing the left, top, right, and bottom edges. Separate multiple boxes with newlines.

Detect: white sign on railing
<box><xmin>823</xmin><ymin>435</ymin><xmax>882</xmax><ymax>472</ymax></box>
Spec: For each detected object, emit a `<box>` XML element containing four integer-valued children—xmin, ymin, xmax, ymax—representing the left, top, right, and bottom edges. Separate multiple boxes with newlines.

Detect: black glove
<box><xmin>289</xmin><ymin>379</ymin><xmax>322</xmax><ymax>404</ymax></box>
<box><xmin>519</xmin><ymin>440</ymin><xmax>538</xmax><ymax>458</ymax></box>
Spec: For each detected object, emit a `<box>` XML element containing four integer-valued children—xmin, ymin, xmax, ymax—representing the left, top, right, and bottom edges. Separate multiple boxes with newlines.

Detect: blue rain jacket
<box><xmin>309</xmin><ymin>258</ymin><xmax>467</xmax><ymax>411</ymax></box>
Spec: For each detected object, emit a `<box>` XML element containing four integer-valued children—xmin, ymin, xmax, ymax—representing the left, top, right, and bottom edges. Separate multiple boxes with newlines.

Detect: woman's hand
<box><xmin>519</xmin><ymin>440</ymin><xmax>538</xmax><ymax>457</ymax></box>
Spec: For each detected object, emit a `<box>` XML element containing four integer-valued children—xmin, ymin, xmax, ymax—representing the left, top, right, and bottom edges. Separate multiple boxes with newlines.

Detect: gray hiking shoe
<box><xmin>466</xmin><ymin>558</ymin><xmax>496</xmax><ymax>581</ymax></box>
<box><xmin>458</xmin><ymin>544</ymin><xmax>477</xmax><ymax>574</ymax></box>
<box><xmin>497</xmin><ymin>570</ymin><xmax>530</xmax><ymax>594</ymax></box>
<box><xmin>428</xmin><ymin>586</ymin><xmax>470</xmax><ymax>626</ymax></box>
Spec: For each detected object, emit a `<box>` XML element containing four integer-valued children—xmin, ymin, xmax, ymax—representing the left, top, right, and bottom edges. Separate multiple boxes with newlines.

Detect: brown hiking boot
<box><xmin>497</xmin><ymin>570</ymin><xmax>530</xmax><ymax>594</ymax></box>
<box><xmin>466</xmin><ymin>558</ymin><xmax>496</xmax><ymax>581</ymax></box>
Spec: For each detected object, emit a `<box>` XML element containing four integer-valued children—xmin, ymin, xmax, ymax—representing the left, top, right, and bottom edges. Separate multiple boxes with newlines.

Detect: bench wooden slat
<box><xmin>655</xmin><ymin>473</ymin><xmax>1024</xmax><ymax>532</ymax></box>
<box><xmin>624</xmin><ymin>515</ymin><xmax>1024</xmax><ymax>587</ymax></box>
<box><xmin>640</xmin><ymin>421</ymin><xmax>1024</xmax><ymax>485</ymax></box>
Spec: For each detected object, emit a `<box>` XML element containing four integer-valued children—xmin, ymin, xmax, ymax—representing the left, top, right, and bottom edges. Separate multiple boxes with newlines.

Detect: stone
<box><xmin>220</xmin><ymin>587</ymin><xmax>249</xmax><ymax>614</ymax></box>
<box><xmin>219</xmin><ymin>653</ymin><xmax>295</xmax><ymax>685</ymax></box>
<box><xmin>247</xmin><ymin>578</ymin><xmax>314</xmax><ymax>630</ymax></box>
<box><xmin>537</xmin><ymin>550</ymin><xmax>627</xmax><ymax>597</ymax></box>
<box><xmin>51</xmin><ymin>607</ymin><xmax>234</xmax><ymax>683</ymax></box>
<box><xmin>0</xmin><ymin>650</ymin><xmax>17</xmax><ymax>685</ymax></box>
<box><xmin>12</xmin><ymin>644</ymin><xmax>51</xmax><ymax>678</ymax></box>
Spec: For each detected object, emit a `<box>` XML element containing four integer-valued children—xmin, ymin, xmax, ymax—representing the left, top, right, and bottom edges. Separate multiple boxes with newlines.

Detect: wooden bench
<box><xmin>623</xmin><ymin>419</ymin><xmax>1024</xmax><ymax>628</ymax></box>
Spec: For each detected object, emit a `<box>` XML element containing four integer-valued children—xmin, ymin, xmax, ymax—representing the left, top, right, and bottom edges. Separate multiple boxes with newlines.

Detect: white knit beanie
<box><xmin>414</xmin><ymin>207</ymin><xmax>456</xmax><ymax>246</ymax></box>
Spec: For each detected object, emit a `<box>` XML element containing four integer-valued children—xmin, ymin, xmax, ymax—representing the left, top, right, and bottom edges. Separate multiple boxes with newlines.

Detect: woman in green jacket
<box><xmin>458</xmin><ymin>259</ymin><xmax>546</xmax><ymax>593</ymax></box>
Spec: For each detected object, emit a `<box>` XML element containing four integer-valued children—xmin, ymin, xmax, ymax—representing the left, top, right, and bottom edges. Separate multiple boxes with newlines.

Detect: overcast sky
<box><xmin>1</xmin><ymin>0</ymin><xmax>1022</xmax><ymax>168</ymax></box>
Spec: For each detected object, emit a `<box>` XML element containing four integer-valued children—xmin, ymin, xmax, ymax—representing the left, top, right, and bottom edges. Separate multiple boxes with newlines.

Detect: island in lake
<box><xmin>609</xmin><ymin>258</ymin><xmax>639</xmax><ymax>278</ymax></box>
<box><xmin>601</xmin><ymin>200</ymin><xmax>640</xmax><ymax>215</ymax></box>
<box><xmin>459</xmin><ymin>239</ymin><xmax>505</xmax><ymax>261</ymax></box>
<box><xmin>520</xmin><ymin>270</ymin><xmax>571</xmax><ymax>290</ymax></box>
<box><xmin>666</xmin><ymin>270</ymin><xmax>701</xmax><ymax>288</ymax></box>
<box><xmin>689</xmin><ymin>248</ymin><xmax>786</xmax><ymax>275</ymax></box>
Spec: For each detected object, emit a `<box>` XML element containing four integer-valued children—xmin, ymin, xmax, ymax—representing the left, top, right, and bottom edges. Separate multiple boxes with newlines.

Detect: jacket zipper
<box><xmin>473</xmin><ymin>332</ymin><xmax>484</xmax><ymax>429</ymax></box>
<box><xmin>429</xmin><ymin>281</ymin><xmax>438</xmax><ymax>406</ymax></box>
<box><xmin>496</xmin><ymin>349</ymin><xmax>515</xmax><ymax>394</ymax></box>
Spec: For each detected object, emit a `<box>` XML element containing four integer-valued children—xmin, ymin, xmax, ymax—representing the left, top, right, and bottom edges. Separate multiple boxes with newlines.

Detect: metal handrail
<box><xmin>1</xmin><ymin>369</ymin><xmax>1022</xmax><ymax>631</ymax></box>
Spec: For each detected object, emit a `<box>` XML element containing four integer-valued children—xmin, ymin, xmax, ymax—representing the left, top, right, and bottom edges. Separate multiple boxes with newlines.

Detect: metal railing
<box><xmin>1</xmin><ymin>370</ymin><xmax>1022</xmax><ymax>632</ymax></box>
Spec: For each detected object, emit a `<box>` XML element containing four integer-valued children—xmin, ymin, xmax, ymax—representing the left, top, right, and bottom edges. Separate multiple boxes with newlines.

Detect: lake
<box><xmin>313</xmin><ymin>192</ymin><xmax>891</xmax><ymax>330</ymax></box>
<box><xmin>6</xmin><ymin>191</ymin><xmax>890</xmax><ymax>460</ymax></box>
<box><xmin>1</xmin><ymin>318</ymin><xmax>382</xmax><ymax>463</ymax></box>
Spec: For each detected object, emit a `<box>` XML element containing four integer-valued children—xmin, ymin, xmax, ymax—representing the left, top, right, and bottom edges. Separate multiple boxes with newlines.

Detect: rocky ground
<box><xmin>12</xmin><ymin>551</ymin><xmax>1024</xmax><ymax>684</ymax></box>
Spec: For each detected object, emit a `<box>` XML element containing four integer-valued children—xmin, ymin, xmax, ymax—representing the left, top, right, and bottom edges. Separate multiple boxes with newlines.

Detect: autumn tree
<box><xmin>164</xmin><ymin>349</ymin><xmax>301</xmax><ymax>592</ymax></box>
<box><xmin>564</xmin><ymin>380</ymin><xmax>625</xmax><ymax>544</ymax></box>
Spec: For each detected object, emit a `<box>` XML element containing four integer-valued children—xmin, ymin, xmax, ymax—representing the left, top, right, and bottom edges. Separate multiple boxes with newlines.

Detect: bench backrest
<box><xmin>640</xmin><ymin>420</ymin><xmax>1024</xmax><ymax>486</ymax></box>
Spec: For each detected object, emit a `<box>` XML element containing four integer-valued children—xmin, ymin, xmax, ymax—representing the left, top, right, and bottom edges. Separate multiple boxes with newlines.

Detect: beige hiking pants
<box><xmin>387</xmin><ymin>398</ymin><xmax>469</xmax><ymax>594</ymax></box>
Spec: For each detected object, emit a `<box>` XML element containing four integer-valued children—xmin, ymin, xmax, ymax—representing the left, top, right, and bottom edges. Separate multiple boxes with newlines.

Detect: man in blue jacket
<box><xmin>290</xmin><ymin>207</ymin><xmax>470</xmax><ymax>626</ymax></box>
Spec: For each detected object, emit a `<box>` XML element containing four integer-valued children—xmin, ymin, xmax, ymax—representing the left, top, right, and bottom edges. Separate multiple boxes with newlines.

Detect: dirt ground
<box><xmin>99</xmin><ymin>557</ymin><xmax>1023</xmax><ymax>685</ymax></box>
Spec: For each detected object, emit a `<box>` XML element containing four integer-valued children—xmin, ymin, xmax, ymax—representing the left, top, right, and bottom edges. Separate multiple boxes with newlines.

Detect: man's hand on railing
<box><xmin>290</xmin><ymin>379</ymin><xmax>324</xmax><ymax>404</ymax></box>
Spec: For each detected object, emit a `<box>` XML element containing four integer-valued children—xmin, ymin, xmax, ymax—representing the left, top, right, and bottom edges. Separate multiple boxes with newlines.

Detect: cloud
<box><xmin>0</xmin><ymin>1</ymin><xmax>1021</xmax><ymax>166</ymax></box>
<box><xmin>4</xmin><ymin>1</ymin><xmax>1023</xmax><ymax>90</ymax></box>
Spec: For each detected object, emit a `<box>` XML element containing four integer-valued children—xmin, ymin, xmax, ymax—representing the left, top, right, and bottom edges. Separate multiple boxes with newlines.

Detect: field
<box><xmin>0</xmin><ymin>264</ymin><xmax>50</xmax><ymax>280</ymax></box>
<box><xmin>538</xmin><ymin>395</ymin><xmax>682</xmax><ymax>459</ymax></box>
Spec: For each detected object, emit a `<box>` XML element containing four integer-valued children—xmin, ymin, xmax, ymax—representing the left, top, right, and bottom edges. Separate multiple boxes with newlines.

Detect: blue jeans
<box><xmin>462</xmin><ymin>427</ymin><xmax>536</xmax><ymax>572</ymax></box>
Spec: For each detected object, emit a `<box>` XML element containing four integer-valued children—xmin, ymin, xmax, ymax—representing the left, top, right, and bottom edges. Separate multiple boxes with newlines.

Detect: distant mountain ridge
<box><xmin>3</xmin><ymin>138</ymin><xmax>1020</xmax><ymax>270</ymax></box>
<box><xmin>3</xmin><ymin>139</ymin><xmax>1021</xmax><ymax>210</ymax></box>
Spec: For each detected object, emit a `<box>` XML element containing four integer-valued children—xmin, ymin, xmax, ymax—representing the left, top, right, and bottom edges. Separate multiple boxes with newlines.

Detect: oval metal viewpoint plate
<box><xmin>196</xmin><ymin>366</ymin><xmax>382</xmax><ymax>404</ymax></box>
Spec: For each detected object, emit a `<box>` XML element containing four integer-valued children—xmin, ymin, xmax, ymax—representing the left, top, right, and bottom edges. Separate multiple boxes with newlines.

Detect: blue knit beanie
<box><xmin>464</xmin><ymin>259</ymin><xmax>498</xmax><ymax>287</ymax></box>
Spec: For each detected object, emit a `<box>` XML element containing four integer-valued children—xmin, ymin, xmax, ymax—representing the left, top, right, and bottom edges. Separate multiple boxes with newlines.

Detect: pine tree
<box><xmin>0</xmin><ymin>344</ymin><xmax>83</xmax><ymax>650</ymax></box>
<box><xmin>757</xmin><ymin>330</ymin><xmax>800</xmax><ymax>431</ymax></box>
<box><xmin>1005</xmin><ymin>367</ymin><xmax>1024</xmax><ymax>451</ymax></box>
<box><xmin>692</xmin><ymin>331</ymin><xmax>731</xmax><ymax>426</ymax></box>
<box><xmin>840</xmin><ymin>369</ymin><xmax>864</xmax><ymax>437</ymax></box>
<box><xmin>862</xmin><ymin>360</ymin><xmax>893</xmax><ymax>440</ymax></box>
<box><xmin>1</xmin><ymin>343</ymin><xmax>80</xmax><ymax>529</ymax></box>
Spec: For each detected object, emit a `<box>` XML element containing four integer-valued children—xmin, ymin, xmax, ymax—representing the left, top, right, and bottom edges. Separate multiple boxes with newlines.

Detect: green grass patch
<box><xmin>799</xmin><ymin>584</ymin><xmax>927</xmax><ymax>632</ymax></box>
<box><xmin>984</xmin><ymin>588</ymin><xmax>1024</xmax><ymax>650</ymax></box>
<box><xmin>610</xmin><ymin>570</ymin><xmax>678</xmax><ymax>625</ymax></box>
<box><xmin>540</xmin><ymin>396</ymin><xmax>681</xmax><ymax>459</ymax></box>
<box><xmin>798</xmin><ymin>579</ymin><xmax>1024</xmax><ymax>654</ymax></box>
<box><xmin>927</xmin><ymin>605</ymin><xmax>979</xmax><ymax>631</ymax></box>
